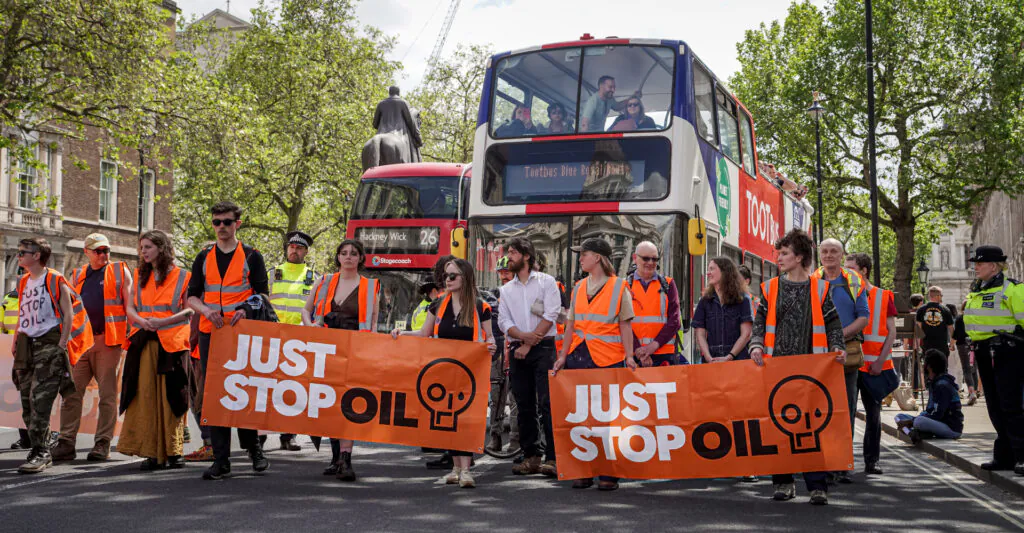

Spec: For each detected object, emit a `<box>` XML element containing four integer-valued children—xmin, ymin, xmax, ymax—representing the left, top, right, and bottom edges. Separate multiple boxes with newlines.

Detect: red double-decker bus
<box><xmin>346</xmin><ymin>162</ymin><xmax>470</xmax><ymax>331</ymax></box>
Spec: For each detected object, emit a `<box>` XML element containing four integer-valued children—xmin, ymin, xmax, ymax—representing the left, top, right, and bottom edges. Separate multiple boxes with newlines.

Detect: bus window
<box><xmin>707</xmin><ymin>231</ymin><xmax>720</xmax><ymax>258</ymax></box>
<box><xmin>693</xmin><ymin>62</ymin><xmax>717</xmax><ymax>144</ymax></box>
<box><xmin>351</xmin><ymin>177</ymin><xmax>461</xmax><ymax>220</ymax></box>
<box><xmin>570</xmin><ymin>214</ymin><xmax>680</xmax><ymax>283</ymax></box>
<box><xmin>744</xmin><ymin>253</ymin><xmax>763</xmax><ymax>300</ymax></box>
<box><xmin>716</xmin><ymin>88</ymin><xmax>741</xmax><ymax>163</ymax></box>
<box><xmin>579</xmin><ymin>46</ymin><xmax>675</xmax><ymax>133</ymax></box>
<box><xmin>469</xmin><ymin>218</ymin><xmax>571</xmax><ymax>291</ymax></box>
<box><xmin>492</xmin><ymin>49</ymin><xmax>580</xmax><ymax>138</ymax></box>
<box><xmin>722</xmin><ymin>244</ymin><xmax>743</xmax><ymax>266</ymax></box>
<box><xmin>738</xmin><ymin>110</ymin><xmax>757</xmax><ymax>176</ymax></box>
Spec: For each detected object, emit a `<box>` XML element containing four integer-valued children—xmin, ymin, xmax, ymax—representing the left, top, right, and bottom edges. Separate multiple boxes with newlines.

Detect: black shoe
<box><xmin>202</xmin><ymin>461</ymin><xmax>231</xmax><ymax>480</ymax></box>
<box><xmin>1014</xmin><ymin>462</ymin><xmax>1024</xmax><ymax>476</ymax></box>
<box><xmin>336</xmin><ymin>451</ymin><xmax>355</xmax><ymax>482</ymax></box>
<box><xmin>740</xmin><ymin>475</ymin><xmax>759</xmax><ymax>483</ymax></box>
<box><xmin>9</xmin><ymin>438</ymin><xmax>30</xmax><ymax>450</ymax></box>
<box><xmin>426</xmin><ymin>452</ymin><xmax>453</xmax><ymax>470</ymax></box>
<box><xmin>167</xmin><ymin>456</ymin><xmax>185</xmax><ymax>469</ymax></box>
<box><xmin>323</xmin><ymin>460</ymin><xmax>341</xmax><ymax>476</ymax></box>
<box><xmin>18</xmin><ymin>449</ymin><xmax>52</xmax><ymax>474</ymax></box>
<box><xmin>908</xmin><ymin>429</ymin><xmax>922</xmax><ymax>445</ymax></box>
<box><xmin>513</xmin><ymin>452</ymin><xmax>525</xmax><ymax>464</ymax></box>
<box><xmin>835</xmin><ymin>471</ymin><xmax>853</xmax><ymax>484</ymax></box>
<box><xmin>864</xmin><ymin>463</ymin><xmax>884</xmax><ymax>475</ymax></box>
<box><xmin>982</xmin><ymin>461</ymin><xmax>1015</xmax><ymax>471</ymax></box>
<box><xmin>250</xmin><ymin>446</ymin><xmax>269</xmax><ymax>472</ymax></box>
<box><xmin>140</xmin><ymin>458</ymin><xmax>164</xmax><ymax>471</ymax></box>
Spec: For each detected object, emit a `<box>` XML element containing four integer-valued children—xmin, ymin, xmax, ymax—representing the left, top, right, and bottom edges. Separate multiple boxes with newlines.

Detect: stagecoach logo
<box><xmin>715</xmin><ymin>157</ymin><xmax>731</xmax><ymax>237</ymax></box>
<box><xmin>371</xmin><ymin>256</ymin><xmax>413</xmax><ymax>266</ymax></box>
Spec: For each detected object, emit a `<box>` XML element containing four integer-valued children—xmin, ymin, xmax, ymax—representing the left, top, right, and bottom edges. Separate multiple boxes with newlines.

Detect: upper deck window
<box><xmin>490</xmin><ymin>45</ymin><xmax>675</xmax><ymax>139</ymax></box>
<box><xmin>351</xmin><ymin>177</ymin><xmax>460</xmax><ymax>219</ymax></box>
<box><xmin>716</xmin><ymin>88</ymin><xmax>741</xmax><ymax>163</ymax></box>
<box><xmin>738</xmin><ymin>109</ymin><xmax>757</xmax><ymax>175</ymax></box>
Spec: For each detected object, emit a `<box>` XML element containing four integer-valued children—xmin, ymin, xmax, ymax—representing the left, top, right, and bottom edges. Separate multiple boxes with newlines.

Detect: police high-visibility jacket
<box><xmin>269</xmin><ymin>263</ymin><xmax>316</xmax><ymax>325</ymax></box>
<box><xmin>2</xmin><ymin>293</ymin><xmax>18</xmax><ymax>334</ymax></box>
<box><xmin>860</xmin><ymin>286</ymin><xmax>895</xmax><ymax>372</ymax></box>
<box><xmin>629</xmin><ymin>275</ymin><xmax>676</xmax><ymax>355</ymax></box>
<box><xmin>311</xmin><ymin>274</ymin><xmax>379</xmax><ymax>332</ymax></box>
<box><xmin>133</xmin><ymin>266</ymin><xmax>192</xmax><ymax>353</ymax></box>
<box><xmin>812</xmin><ymin>266</ymin><xmax>865</xmax><ymax>301</ymax></box>
<box><xmin>964</xmin><ymin>275</ymin><xmax>1024</xmax><ymax>342</ymax></box>
<box><xmin>199</xmin><ymin>243</ymin><xmax>253</xmax><ymax>334</ymax></box>
<box><xmin>410</xmin><ymin>299</ymin><xmax>431</xmax><ymax>331</ymax></box>
<box><xmin>17</xmin><ymin>269</ymin><xmax>94</xmax><ymax>365</ymax></box>
<box><xmin>760</xmin><ymin>276</ymin><xmax>831</xmax><ymax>356</ymax></box>
<box><xmin>432</xmin><ymin>293</ymin><xmax>488</xmax><ymax>342</ymax></box>
<box><xmin>70</xmin><ymin>262</ymin><xmax>129</xmax><ymax>346</ymax></box>
<box><xmin>568</xmin><ymin>276</ymin><xmax>628</xmax><ymax>367</ymax></box>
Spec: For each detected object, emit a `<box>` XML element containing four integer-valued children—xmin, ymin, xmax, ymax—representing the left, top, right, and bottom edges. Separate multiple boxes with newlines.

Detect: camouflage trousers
<box><xmin>14</xmin><ymin>329</ymin><xmax>74</xmax><ymax>450</ymax></box>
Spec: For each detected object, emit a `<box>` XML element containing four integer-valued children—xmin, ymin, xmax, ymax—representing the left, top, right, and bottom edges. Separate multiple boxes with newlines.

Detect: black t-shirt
<box><xmin>428</xmin><ymin>298</ymin><xmax>491</xmax><ymax>342</ymax></box>
<box><xmin>187</xmin><ymin>243</ymin><xmax>269</xmax><ymax>298</ymax></box>
<box><xmin>80</xmin><ymin>266</ymin><xmax>107</xmax><ymax>335</ymax></box>
<box><xmin>917</xmin><ymin>302</ymin><xmax>953</xmax><ymax>349</ymax></box>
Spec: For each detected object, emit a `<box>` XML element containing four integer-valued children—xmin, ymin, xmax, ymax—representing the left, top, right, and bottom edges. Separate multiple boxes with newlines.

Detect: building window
<box><xmin>99</xmin><ymin>161</ymin><xmax>118</xmax><ymax>223</ymax></box>
<box><xmin>140</xmin><ymin>170</ymin><xmax>155</xmax><ymax>229</ymax></box>
<box><xmin>16</xmin><ymin>152</ymin><xmax>36</xmax><ymax>209</ymax></box>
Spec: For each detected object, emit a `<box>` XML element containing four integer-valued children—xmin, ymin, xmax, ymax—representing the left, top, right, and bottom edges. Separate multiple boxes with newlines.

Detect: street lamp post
<box><xmin>807</xmin><ymin>93</ymin><xmax>825</xmax><ymax>243</ymax></box>
<box><xmin>916</xmin><ymin>259</ymin><xmax>930</xmax><ymax>292</ymax></box>
<box><xmin>866</xmin><ymin>0</ymin><xmax>882</xmax><ymax>287</ymax></box>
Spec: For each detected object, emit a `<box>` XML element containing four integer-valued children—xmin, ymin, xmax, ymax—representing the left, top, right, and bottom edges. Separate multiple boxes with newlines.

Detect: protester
<box><xmin>302</xmin><ymin>239</ymin><xmax>379</xmax><ymax>481</ymax></box>
<box><xmin>738</xmin><ymin>265</ymin><xmax>759</xmax><ymax>316</ymax></box>
<box><xmin>487</xmin><ymin>256</ymin><xmax>518</xmax><ymax>454</ymax></box>
<box><xmin>422</xmin><ymin>255</ymin><xmax>457</xmax><ymax>470</ymax></box>
<box><xmin>952</xmin><ymin>302</ymin><xmax>978</xmax><ymax>406</ymax></box>
<box><xmin>846</xmin><ymin>252</ymin><xmax>897</xmax><ymax>476</ymax></box>
<box><xmin>119</xmin><ymin>230</ymin><xmax>193</xmax><ymax>470</ymax></box>
<box><xmin>629</xmin><ymin>241</ymin><xmax>683</xmax><ymax>366</ymax></box>
<box><xmin>553</xmin><ymin>237</ymin><xmax>637</xmax><ymax>491</ymax></box>
<box><xmin>750</xmin><ymin>229</ymin><xmax>845</xmax><ymax>505</ymax></box>
<box><xmin>895</xmin><ymin>350</ymin><xmax>964</xmax><ymax>443</ymax></box>
<box><xmin>392</xmin><ymin>258</ymin><xmax>496</xmax><ymax>488</ymax></box>
<box><xmin>498</xmin><ymin>237</ymin><xmax>562</xmax><ymax>477</ymax></box>
<box><xmin>693</xmin><ymin>256</ymin><xmax>752</xmax><ymax>363</ymax></box>
<box><xmin>187</xmin><ymin>201</ymin><xmax>271</xmax><ymax>481</ymax></box>
<box><xmin>13</xmin><ymin>237</ymin><xmax>92</xmax><ymax>474</ymax></box>
<box><xmin>916</xmin><ymin>286</ymin><xmax>955</xmax><ymax>359</ymax></box>
<box><xmin>963</xmin><ymin>245</ymin><xmax>1024</xmax><ymax>474</ymax></box>
<box><xmin>266</xmin><ymin>230</ymin><xmax>318</xmax><ymax>452</ymax></box>
<box><xmin>811</xmin><ymin>238</ymin><xmax>868</xmax><ymax>485</ymax></box>
<box><xmin>909</xmin><ymin>294</ymin><xmax>925</xmax><ymax>311</ymax></box>
<box><xmin>3</xmin><ymin>286</ymin><xmax>31</xmax><ymax>450</ymax></box>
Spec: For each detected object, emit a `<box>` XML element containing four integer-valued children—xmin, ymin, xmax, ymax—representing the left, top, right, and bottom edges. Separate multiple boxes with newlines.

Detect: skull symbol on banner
<box><xmin>416</xmin><ymin>358</ymin><xmax>476</xmax><ymax>432</ymax></box>
<box><xmin>768</xmin><ymin>375</ymin><xmax>833</xmax><ymax>454</ymax></box>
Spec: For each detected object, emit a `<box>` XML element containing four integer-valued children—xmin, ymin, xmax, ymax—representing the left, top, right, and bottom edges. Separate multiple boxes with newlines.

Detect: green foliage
<box><xmin>731</xmin><ymin>0</ymin><xmax>1024</xmax><ymax>306</ymax></box>
<box><xmin>169</xmin><ymin>0</ymin><xmax>399</xmax><ymax>271</ymax></box>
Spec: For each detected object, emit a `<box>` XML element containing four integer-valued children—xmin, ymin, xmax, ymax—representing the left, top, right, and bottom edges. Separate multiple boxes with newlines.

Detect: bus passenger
<box><xmin>553</xmin><ymin>238</ymin><xmax>637</xmax><ymax>491</ymax></box>
<box><xmin>609</xmin><ymin>97</ymin><xmax>657</xmax><ymax>131</ymax></box>
<box><xmin>629</xmin><ymin>241</ymin><xmax>683</xmax><ymax>366</ymax></box>
<box><xmin>579</xmin><ymin>76</ymin><xmax>634</xmax><ymax>132</ymax></box>
<box><xmin>537</xmin><ymin>103</ymin><xmax>570</xmax><ymax>134</ymax></box>
<box><xmin>693</xmin><ymin>257</ymin><xmax>752</xmax><ymax>363</ymax></box>
<box><xmin>495</xmin><ymin>105</ymin><xmax>537</xmax><ymax>137</ymax></box>
<box><xmin>391</xmin><ymin>258</ymin><xmax>496</xmax><ymax>488</ymax></box>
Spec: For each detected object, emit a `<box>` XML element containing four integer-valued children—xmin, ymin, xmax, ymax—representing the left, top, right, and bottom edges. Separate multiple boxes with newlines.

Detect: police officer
<box><xmin>963</xmin><ymin>245</ymin><xmax>1024</xmax><ymax>474</ymax></box>
<box><xmin>267</xmin><ymin>230</ymin><xmax>318</xmax><ymax>452</ymax></box>
<box><xmin>410</xmin><ymin>281</ymin><xmax>440</xmax><ymax>332</ymax></box>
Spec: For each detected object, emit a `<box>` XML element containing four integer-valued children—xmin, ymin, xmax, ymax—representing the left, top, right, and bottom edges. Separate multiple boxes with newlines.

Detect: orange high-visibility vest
<box><xmin>17</xmin><ymin>269</ymin><xmax>94</xmax><ymax>365</ymax></box>
<box><xmin>133</xmin><ymin>266</ymin><xmax>192</xmax><ymax>353</ymax></box>
<box><xmin>629</xmin><ymin>275</ymin><xmax>676</xmax><ymax>355</ymax></box>
<box><xmin>432</xmin><ymin>292</ymin><xmax>487</xmax><ymax>342</ymax></box>
<box><xmin>761</xmin><ymin>276</ymin><xmax>831</xmax><ymax>357</ymax></box>
<box><xmin>199</xmin><ymin>243</ymin><xmax>253</xmax><ymax>334</ymax></box>
<box><xmin>860</xmin><ymin>286</ymin><xmax>895</xmax><ymax>372</ymax></box>
<box><xmin>811</xmin><ymin>266</ymin><xmax>865</xmax><ymax>301</ymax></box>
<box><xmin>311</xmin><ymin>274</ymin><xmax>378</xmax><ymax>332</ymax></box>
<box><xmin>70</xmin><ymin>262</ymin><xmax>128</xmax><ymax>346</ymax></box>
<box><xmin>568</xmin><ymin>276</ymin><xmax>628</xmax><ymax>367</ymax></box>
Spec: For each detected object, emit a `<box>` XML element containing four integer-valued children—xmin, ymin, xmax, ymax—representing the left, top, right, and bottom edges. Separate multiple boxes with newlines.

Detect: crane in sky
<box><xmin>428</xmin><ymin>0</ymin><xmax>461</xmax><ymax>66</ymax></box>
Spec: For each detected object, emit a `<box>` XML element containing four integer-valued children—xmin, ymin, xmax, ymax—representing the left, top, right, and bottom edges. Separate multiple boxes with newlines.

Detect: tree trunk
<box><xmin>892</xmin><ymin>221</ymin><xmax>917</xmax><ymax>311</ymax></box>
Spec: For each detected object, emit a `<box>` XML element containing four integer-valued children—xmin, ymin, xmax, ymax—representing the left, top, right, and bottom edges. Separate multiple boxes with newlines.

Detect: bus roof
<box><xmin>492</xmin><ymin>37</ymin><xmax>684</xmax><ymax>62</ymax></box>
<box><xmin>360</xmin><ymin>162</ymin><xmax>469</xmax><ymax>179</ymax></box>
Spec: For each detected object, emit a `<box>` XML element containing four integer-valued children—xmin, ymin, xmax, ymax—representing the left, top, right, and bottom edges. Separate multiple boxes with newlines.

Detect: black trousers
<box><xmin>857</xmin><ymin>372</ymin><xmax>882</xmax><ymax>466</ymax></box>
<box><xmin>976</xmin><ymin>341</ymin><xmax>1024</xmax><ymax>463</ymax></box>
<box><xmin>510</xmin><ymin>339</ymin><xmax>556</xmax><ymax>461</ymax></box>
<box><xmin>199</xmin><ymin>333</ymin><xmax>259</xmax><ymax>463</ymax></box>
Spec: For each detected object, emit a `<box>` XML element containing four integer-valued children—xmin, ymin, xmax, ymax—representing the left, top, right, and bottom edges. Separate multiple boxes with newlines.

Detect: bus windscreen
<box><xmin>351</xmin><ymin>177</ymin><xmax>460</xmax><ymax>220</ymax></box>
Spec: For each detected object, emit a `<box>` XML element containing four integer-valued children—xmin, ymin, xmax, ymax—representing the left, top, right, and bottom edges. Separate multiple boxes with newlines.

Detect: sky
<box><xmin>174</xmin><ymin>0</ymin><xmax>829</xmax><ymax>89</ymax></box>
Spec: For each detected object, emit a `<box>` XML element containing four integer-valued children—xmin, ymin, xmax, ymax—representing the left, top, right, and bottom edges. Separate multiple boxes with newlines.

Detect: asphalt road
<box><xmin>0</xmin><ymin>422</ymin><xmax>1022</xmax><ymax>532</ymax></box>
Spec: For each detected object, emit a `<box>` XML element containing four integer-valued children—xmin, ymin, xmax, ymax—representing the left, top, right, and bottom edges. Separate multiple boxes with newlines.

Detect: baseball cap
<box><xmin>570</xmin><ymin>238</ymin><xmax>613</xmax><ymax>258</ymax></box>
<box><xmin>84</xmin><ymin>233</ymin><xmax>110</xmax><ymax>250</ymax></box>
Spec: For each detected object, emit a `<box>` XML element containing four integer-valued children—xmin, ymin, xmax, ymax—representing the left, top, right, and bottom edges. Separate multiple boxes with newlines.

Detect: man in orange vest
<box><xmin>846</xmin><ymin>252</ymin><xmax>896</xmax><ymax>476</ymax></box>
<box><xmin>12</xmin><ymin>237</ymin><xmax>93</xmax><ymax>474</ymax></box>
<box><xmin>187</xmin><ymin>201</ymin><xmax>271</xmax><ymax>481</ymax></box>
<box><xmin>51</xmin><ymin>233</ymin><xmax>131</xmax><ymax>463</ymax></box>
<box><xmin>749</xmin><ymin>229</ymin><xmax>846</xmax><ymax>505</ymax></box>
<box><xmin>629</xmin><ymin>241</ymin><xmax>682</xmax><ymax>366</ymax></box>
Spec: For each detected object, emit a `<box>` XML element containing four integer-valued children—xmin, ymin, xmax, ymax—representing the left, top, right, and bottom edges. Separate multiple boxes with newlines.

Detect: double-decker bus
<box><xmin>467</xmin><ymin>35</ymin><xmax>813</xmax><ymax>359</ymax></box>
<box><xmin>346</xmin><ymin>162</ymin><xmax>471</xmax><ymax>331</ymax></box>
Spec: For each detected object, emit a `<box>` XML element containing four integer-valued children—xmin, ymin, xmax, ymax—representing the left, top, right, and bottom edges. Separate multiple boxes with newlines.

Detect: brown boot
<box><xmin>51</xmin><ymin>439</ymin><xmax>77</xmax><ymax>462</ymax></box>
<box><xmin>87</xmin><ymin>440</ymin><xmax>110</xmax><ymax>461</ymax></box>
<box><xmin>512</xmin><ymin>456</ymin><xmax>541</xmax><ymax>475</ymax></box>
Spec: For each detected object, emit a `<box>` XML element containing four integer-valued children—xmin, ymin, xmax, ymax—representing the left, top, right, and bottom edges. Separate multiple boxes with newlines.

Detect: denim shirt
<box><xmin>692</xmin><ymin>293</ymin><xmax>753</xmax><ymax>359</ymax></box>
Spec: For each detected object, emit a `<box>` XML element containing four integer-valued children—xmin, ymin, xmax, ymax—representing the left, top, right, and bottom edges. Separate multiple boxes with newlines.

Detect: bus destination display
<box><xmin>355</xmin><ymin>226</ymin><xmax>440</xmax><ymax>255</ymax></box>
<box><xmin>503</xmin><ymin>160</ymin><xmax>648</xmax><ymax>201</ymax></box>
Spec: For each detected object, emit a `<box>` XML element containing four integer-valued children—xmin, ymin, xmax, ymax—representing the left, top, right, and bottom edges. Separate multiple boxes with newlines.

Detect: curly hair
<box><xmin>775</xmin><ymin>229</ymin><xmax>814</xmax><ymax>270</ymax></box>
<box><xmin>702</xmin><ymin>256</ymin><xmax>744</xmax><ymax>305</ymax></box>
<box><xmin>138</xmin><ymin>230</ymin><xmax>175</xmax><ymax>287</ymax></box>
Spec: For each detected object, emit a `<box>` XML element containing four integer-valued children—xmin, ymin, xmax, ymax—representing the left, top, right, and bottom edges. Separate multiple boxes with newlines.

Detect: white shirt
<box><xmin>498</xmin><ymin>270</ymin><xmax>562</xmax><ymax>338</ymax></box>
<box><xmin>19</xmin><ymin>274</ymin><xmax>61</xmax><ymax>338</ymax></box>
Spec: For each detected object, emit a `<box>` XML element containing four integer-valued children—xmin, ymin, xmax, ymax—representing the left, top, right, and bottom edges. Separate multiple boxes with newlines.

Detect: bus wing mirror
<box><xmin>451</xmin><ymin>227</ymin><xmax>468</xmax><ymax>259</ymax></box>
<box><xmin>688</xmin><ymin>218</ymin><xmax>707</xmax><ymax>256</ymax></box>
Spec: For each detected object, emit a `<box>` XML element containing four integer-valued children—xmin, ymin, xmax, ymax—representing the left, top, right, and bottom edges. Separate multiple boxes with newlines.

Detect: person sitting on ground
<box><xmin>895</xmin><ymin>349</ymin><xmax>964</xmax><ymax>443</ymax></box>
<box><xmin>536</xmin><ymin>103</ymin><xmax>571</xmax><ymax>134</ymax></box>
<box><xmin>608</xmin><ymin>97</ymin><xmax>657</xmax><ymax>131</ymax></box>
<box><xmin>495</xmin><ymin>105</ymin><xmax>538</xmax><ymax>137</ymax></box>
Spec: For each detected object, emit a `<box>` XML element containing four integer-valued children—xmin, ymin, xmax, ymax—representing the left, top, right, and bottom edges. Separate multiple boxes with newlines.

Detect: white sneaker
<box><xmin>459</xmin><ymin>468</ymin><xmax>475</xmax><ymax>488</ymax></box>
<box><xmin>445</xmin><ymin>466</ymin><xmax>462</xmax><ymax>484</ymax></box>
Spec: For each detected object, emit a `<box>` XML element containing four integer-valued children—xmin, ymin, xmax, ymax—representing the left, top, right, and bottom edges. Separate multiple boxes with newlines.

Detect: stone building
<box><xmin>924</xmin><ymin>223</ymin><xmax>975</xmax><ymax>306</ymax></box>
<box><xmin>971</xmin><ymin>192</ymin><xmax>1024</xmax><ymax>281</ymax></box>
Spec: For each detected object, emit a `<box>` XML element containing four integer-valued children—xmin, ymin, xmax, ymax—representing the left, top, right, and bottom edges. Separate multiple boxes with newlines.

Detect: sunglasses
<box><xmin>444</xmin><ymin>273</ymin><xmax>462</xmax><ymax>281</ymax></box>
<box><xmin>92</xmin><ymin>248</ymin><xmax>110</xmax><ymax>255</ymax></box>
<box><xmin>16</xmin><ymin>249</ymin><xmax>37</xmax><ymax>257</ymax></box>
<box><xmin>212</xmin><ymin>218</ymin><xmax>236</xmax><ymax>227</ymax></box>
<box><xmin>627</xmin><ymin>102</ymin><xmax>641</xmax><ymax>108</ymax></box>
<box><xmin>637</xmin><ymin>255</ymin><xmax>659</xmax><ymax>263</ymax></box>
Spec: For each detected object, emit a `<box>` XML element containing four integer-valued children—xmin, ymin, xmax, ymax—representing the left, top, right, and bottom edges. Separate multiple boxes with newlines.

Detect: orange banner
<box><xmin>0</xmin><ymin>334</ymin><xmax>125</xmax><ymax>435</ymax></box>
<box><xmin>548</xmin><ymin>353</ymin><xmax>853</xmax><ymax>480</ymax></box>
<box><xmin>202</xmin><ymin>320</ymin><xmax>491</xmax><ymax>453</ymax></box>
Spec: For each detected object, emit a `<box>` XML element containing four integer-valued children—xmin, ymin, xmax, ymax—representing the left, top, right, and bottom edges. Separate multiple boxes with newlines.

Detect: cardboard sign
<box><xmin>548</xmin><ymin>353</ymin><xmax>853</xmax><ymax>480</ymax></box>
<box><xmin>202</xmin><ymin>320</ymin><xmax>490</xmax><ymax>453</ymax></box>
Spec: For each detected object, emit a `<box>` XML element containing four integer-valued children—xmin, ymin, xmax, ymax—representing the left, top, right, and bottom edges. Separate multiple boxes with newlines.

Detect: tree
<box><xmin>170</xmin><ymin>0</ymin><xmax>399</xmax><ymax>269</ymax></box>
<box><xmin>730</xmin><ymin>0</ymin><xmax>1024</xmax><ymax>308</ymax></box>
<box><xmin>409</xmin><ymin>44</ymin><xmax>492</xmax><ymax>164</ymax></box>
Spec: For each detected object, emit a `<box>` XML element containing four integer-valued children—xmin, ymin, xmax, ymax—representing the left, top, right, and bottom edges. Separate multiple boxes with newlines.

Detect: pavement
<box><xmin>2</xmin><ymin>415</ymin><xmax>1024</xmax><ymax>532</ymax></box>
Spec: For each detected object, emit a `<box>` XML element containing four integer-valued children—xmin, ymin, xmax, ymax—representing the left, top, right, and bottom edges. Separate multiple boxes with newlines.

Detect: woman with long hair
<box><xmin>391</xmin><ymin>258</ymin><xmax>496</xmax><ymax>488</ymax></box>
<box><xmin>609</xmin><ymin>97</ymin><xmax>657</xmax><ymax>131</ymax></box>
<box><xmin>120</xmin><ymin>230</ymin><xmax>194</xmax><ymax>471</ymax></box>
<box><xmin>693</xmin><ymin>257</ymin><xmax>753</xmax><ymax>363</ymax></box>
<box><xmin>302</xmin><ymin>239</ymin><xmax>380</xmax><ymax>481</ymax></box>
